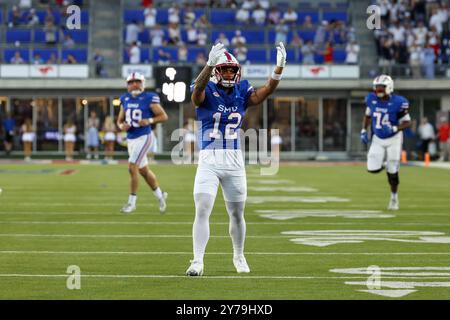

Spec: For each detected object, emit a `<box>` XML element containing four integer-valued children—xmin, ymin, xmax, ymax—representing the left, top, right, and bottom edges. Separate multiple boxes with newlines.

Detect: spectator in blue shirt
<box><xmin>2</xmin><ymin>112</ymin><xmax>16</xmax><ymax>155</ymax></box>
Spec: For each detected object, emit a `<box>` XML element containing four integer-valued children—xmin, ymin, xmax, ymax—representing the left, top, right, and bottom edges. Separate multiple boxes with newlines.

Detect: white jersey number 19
<box><xmin>126</xmin><ymin>109</ymin><xmax>143</xmax><ymax>128</ymax></box>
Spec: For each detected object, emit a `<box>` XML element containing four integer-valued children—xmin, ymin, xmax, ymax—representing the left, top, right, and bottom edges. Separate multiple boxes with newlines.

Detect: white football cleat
<box><xmin>388</xmin><ymin>198</ymin><xmax>399</xmax><ymax>210</ymax></box>
<box><xmin>233</xmin><ymin>255</ymin><xmax>250</xmax><ymax>273</ymax></box>
<box><xmin>186</xmin><ymin>260</ymin><xmax>204</xmax><ymax>276</ymax></box>
<box><xmin>159</xmin><ymin>192</ymin><xmax>168</xmax><ymax>214</ymax></box>
<box><xmin>120</xmin><ymin>203</ymin><xmax>136</xmax><ymax>214</ymax></box>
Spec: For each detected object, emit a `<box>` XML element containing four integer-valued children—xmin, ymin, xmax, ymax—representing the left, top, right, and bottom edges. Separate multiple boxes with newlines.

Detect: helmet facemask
<box><xmin>373</xmin><ymin>75</ymin><xmax>394</xmax><ymax>99</ymax></box>
<box><xmin>214</xmin><ymin>64</ymin><xmax>241</xmax><ymax>88</ymax></box>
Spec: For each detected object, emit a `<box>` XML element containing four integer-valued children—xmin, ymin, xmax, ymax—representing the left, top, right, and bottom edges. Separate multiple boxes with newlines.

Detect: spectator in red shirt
<box><xmin>142</xmin><ymin>0</ymin><xmax>153</xmax><ymax>7</ymax></box>
<box><xmin>322</xmin><ymin>41</ymin><xmax>333</xmax><ymax>64</ymax></box>
<box><xmin>437</xmin><ymin>117</ymin><xmax>450</xmax><ymax>161</ymax></box>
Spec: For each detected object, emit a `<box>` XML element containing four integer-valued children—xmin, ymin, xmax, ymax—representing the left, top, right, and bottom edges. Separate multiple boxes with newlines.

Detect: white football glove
<box><xmin>276</xmin><ymin>42</ymin><xmax>287</xmax><ymax>67</ymax></box>
<box><xmin>207</xmin><ymin>42</ymin><xmax>226</xmax><ymax>67</ymax></box>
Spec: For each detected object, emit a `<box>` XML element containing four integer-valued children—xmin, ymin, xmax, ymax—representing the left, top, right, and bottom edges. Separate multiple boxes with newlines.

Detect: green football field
<box><xmin>0</xmin><ymin>162</ymin><xmax>449</xmax><ymax>300</ymax></box>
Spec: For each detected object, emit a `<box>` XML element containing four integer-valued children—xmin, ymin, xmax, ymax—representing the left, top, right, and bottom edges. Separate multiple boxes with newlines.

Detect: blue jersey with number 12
<box><xmin>365</xmin><ymin>92</ymin><xmax>409</xmax><ymax>139</ymax></box>
<box><xmin>191</xmin><ymin>80</ymin><xmax>254</xmax><ymax>150</ymax></box>
<box><xmin>120</xmin><ymin>92</ymin><xmax>159</xmax><ymax>139</ymax></box>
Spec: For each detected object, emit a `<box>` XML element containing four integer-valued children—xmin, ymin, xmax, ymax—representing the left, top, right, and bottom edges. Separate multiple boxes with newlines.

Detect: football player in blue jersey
<box><xmin>361</xmin><ymin>75</ymin><xmax>411</xmax><ymax>210</ymax></box>
<box><xmin>185</xmin><ymin>42</ymin><xmax>286</xmax><ymax>276</ymax></box>
<box><xmin>116</xmin><ymin>72</ymin><xmax>169</xmax><ymax>214</ymax></box>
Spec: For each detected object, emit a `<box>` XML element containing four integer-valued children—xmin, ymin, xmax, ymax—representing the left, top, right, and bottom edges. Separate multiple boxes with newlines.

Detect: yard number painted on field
<box><xmin>282</xmin><ymin>230</ymin><xmax>450</xmax><ymax>247</ymax></box>
<box><xmin>330</xmin><ymin>266</ymin><xmax>450</xmax><ymax>298</ymax></box>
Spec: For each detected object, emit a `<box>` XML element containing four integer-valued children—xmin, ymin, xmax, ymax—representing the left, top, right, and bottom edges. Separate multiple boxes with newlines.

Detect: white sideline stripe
<box><xmin>0</xmin><ymin>250</ymin><xmax>449</xmax><ymax>256</ymax></box>
<box><xmin>0</xmin><ymin>274</ymin><xmax>448</xmax><ymax>280</ymax></box>
<box><xmin>1</xmin><ymin>221</ymin><xmax>450</xmax><ymax>226</ymax></box>
<box><xmin>0</xmin><ymin>233</ymin><xmax>289</xmax><ymax>239</ymax></box>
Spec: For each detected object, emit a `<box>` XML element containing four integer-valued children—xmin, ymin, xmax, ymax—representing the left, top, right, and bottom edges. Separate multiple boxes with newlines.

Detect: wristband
<box><xmin>361</xmin><ymin>129</ymin><xmax>367</xmax><ymax>133</ymax></box>
<box><xmin>392</xmin><ymin>126</ymin><xmax>398</xmax><ymax>133</ymax></box>
<box><xmin>149</xmin><ymin>118</ymin><xmax>154</xmax><ymax>125</ymax></box>
<box><xmin>271</xmin><ymin>71</ymin><xmax>282</xmax><ymax>81</ymax></box>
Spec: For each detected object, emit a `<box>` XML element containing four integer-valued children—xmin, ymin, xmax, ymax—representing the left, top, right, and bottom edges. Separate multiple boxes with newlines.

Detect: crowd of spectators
<box><xmin>373</xmin><ymin>0</ymin><xmax>450</xmax><ymax>79</ymax></box>
<box><xmin>126</xmin><ymin>0</ymin><xmax>355</xmax><ymax>65</ymax></box>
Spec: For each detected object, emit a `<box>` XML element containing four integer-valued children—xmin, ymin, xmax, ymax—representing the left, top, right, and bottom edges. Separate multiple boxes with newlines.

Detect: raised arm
<box><xmin>191</xmin><ymin>43</ymin><xmax>226</xmax><ymax>107</ymax></box>
<box><xmin>247</xmin><ymin>42</ymin><xmax>286</xmax><ymax>107</ymax></box>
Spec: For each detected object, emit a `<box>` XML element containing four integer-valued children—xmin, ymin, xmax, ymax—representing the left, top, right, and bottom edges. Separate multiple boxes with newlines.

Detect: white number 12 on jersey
<box><xmin>209</xmin><ymin>112</ymin><xmax>242</xmax><ymax>140</ymax></box>
<box><xmin>373</xmin><ymin>112</ymin><xmax>390</xmax><ymax>129</ymax></box>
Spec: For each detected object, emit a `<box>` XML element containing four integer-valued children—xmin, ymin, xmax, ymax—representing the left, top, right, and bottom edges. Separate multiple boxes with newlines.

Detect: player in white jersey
<box><xmin>116</xmin><ymin>72</ymin><xmax>169</xmax><ymax>214</ymax></box>
<box><xmin>361</xmin><ymin>75</ymin><xmax>411</xmax><ymax>210</ymax></box>
<box><xmin>186</xmin><ymin>42</ymin><xmax>286</xmax><ymax>276</ymax></box>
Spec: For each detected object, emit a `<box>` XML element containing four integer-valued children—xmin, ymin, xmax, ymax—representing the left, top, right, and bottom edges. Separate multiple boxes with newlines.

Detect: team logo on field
<box><xmin>281</xmin><ymin>230</ymin><xmax>450</xmax><ymax>247</ymax></box>
<box><xmin>330</xmin><ymin>266</ymin><xmax>450</xmax><ymax>298</ymax></box>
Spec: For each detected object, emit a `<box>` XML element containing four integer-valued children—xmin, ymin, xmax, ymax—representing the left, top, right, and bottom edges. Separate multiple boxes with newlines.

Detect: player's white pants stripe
<box><xmin>136</xmin><ymin>133</ymin><xmax>152</xmax><ymax>166</ymax></box>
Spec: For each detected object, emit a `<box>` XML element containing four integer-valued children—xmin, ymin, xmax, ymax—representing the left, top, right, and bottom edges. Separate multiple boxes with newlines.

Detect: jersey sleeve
<box><xmin>241</xmin><ymin>80</ymin><xmax>255</xmax><ymax>108</ymax></box>
<box><xmin>150</xmin><ymin>93</ymin><xmax>161</xmax><ymax>105</ymax></box>
<box><xmin>397</xmin><ymin>96</ymin><xmax>411</xmax><ymax>123</ymax></box>
<box><xmin>364</xmin><ymin>94</ymin><xmax>373</xmax><ymax>117</ymax></box>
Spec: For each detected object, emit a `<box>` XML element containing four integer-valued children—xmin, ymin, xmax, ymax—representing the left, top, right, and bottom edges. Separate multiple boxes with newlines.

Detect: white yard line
<box><xmin>0</xmin><ymin>250</ymin><xmax>449</xmax><ymax>256</ymax></box>
<box><xmin>0</xmin><ymin>233</ymin><xmax>288</xmax><ymax>239</ymax></box>
<box><xmin>1</xmin><ymin>220</ymin><xmax>450</xmax><ymax>226</ymax></box>
<box><xmin>0</xmin><ymin>273</ymin><xmax>448</xmax><ymax>280</ymax></box>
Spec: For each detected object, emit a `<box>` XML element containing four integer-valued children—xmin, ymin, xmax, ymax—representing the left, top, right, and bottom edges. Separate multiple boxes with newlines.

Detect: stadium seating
<box><xmin>4</xmin><ymin>49</ymin><xmax>30</xmax><ymax>63</ymax></box>
<box><xmin>62</xmin><ymin>49</ymin><xmax>87</xmax><ymax>63</ymax></box>
<box><xmin>122</xmin><ymin>2</ymin><xmax>352</xmax><ymax>65</ymax></box>
<box><xmin>8</xmin><ymin>9</ymin><xmax>89</xmax><ymax>26</ymax></box>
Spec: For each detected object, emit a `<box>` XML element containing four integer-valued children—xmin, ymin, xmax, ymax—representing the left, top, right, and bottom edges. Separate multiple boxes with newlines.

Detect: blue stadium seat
<box><xmin>81</xmin><ymin>10</ymin><xmax>89</xmax><ymax>24</ymax></box>
<box><xmin>153</xmin><ymin>47</ymin><xmax>178</xmax><ymax>62</ymax></box>
<box><xmin>323</xmin><ymin>11</ymin><xmax>348</xmax><ymax>22</ymax></box>
<box><xmin>4</xmin><ymin>49</ymin><xmax>30</xmax><ymax>63</ymax></box>
<box><xmin>314</xmin><ymin>53</ymin><xmax>324</xmax><ymax>64</ymax></box>
<box><xmin>156</xmin><ymin>9</ymin><xmax>168</xmax><ymax>24</ymax></box>
<box><xmin>241</xmin><ymin>30</ymin><xmax>265</xmax><ymax>44</ymax></box>
<box><xmin>270</xmin><ymin>48</ymin><xmax>296</xmax><ymax>63</ymax></box>
<box><xmin>137</xmin><ymin>30</ymin><xmax>150</xmax><ymax>44</ymax></box>
<box><xmin>33</xmin><ymin>49</ymin><xmax>58</xmax><ymax>62</ymax></box>
<box><xmin>210</xmin><ymin>9</ymin><xmax>235</xmax><ymax>25</ymax></box>
<box><xmin>6</xmin><ymin>29</ymin><xmax>31</xmax><ymax>43</ymax></box>
<box><xmin>180</xmin><ymin>30</ymin><xmax>188</xmax><ymax>43</ymax></box>
<box><xmin>297</xmin><ymin>12</ymin><xmax>319</xmax><ymax>24</ymax></box>
<box><xmin>141</xmin><ymin>48</ymin><xmax>150</xmax><ymax>62</ymax></box>
<box><xmin>246</xmin><ymin>49</ymin><xmax>267</xmax><ymax>63</ymax></box>
<box><xmin>34</xmin><ymin>29</ymin><xmax>59</xmax><ymax>43</ymax></box>
<box><xmin>187</xmin><ymin>47</ymin><xmax>207</xmax><ymax>62</ymax></box>
<box><xmin>123</xmin><ymin>9</ymin><xmax>144</xmax><ymax>23</ymax></box>
<box><xmin>62</xmin><ymin>49</ymin><xmax>87</xmax><ymax>63</ymax></box>
<box><xmin>298</xmin><ymin>30</ymin><xmax>316</xmax><ymax>42</ymax></box>
<box><xmin>64</xmin><ymin>29</ymin><xmax>88</xmax><ymax>44</ymax></box>
<box><xmin>333</xmin><ymin>49</ymin><xmax>347</xmax><ymax>63</ymax></box>
<box><xmin>333</xmin><ymin>31</ymin><xmax>345</xmax><ymax>44</ymax></box>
